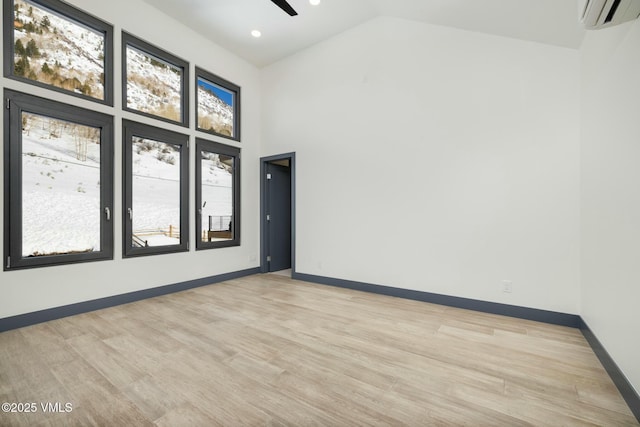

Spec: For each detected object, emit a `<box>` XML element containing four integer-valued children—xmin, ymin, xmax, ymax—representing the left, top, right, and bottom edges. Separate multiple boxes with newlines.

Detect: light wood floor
<box><xmin>0</xmin><ymin>274</ymin><xmax>637</xmax><ymax>426</ymax></box>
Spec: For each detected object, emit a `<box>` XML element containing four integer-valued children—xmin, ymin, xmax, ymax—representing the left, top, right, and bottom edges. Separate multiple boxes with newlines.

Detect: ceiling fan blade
<box><xmin>271</xmin><ymin>0</ymin><xmax>298</xmax><ymax>16</ymax></box>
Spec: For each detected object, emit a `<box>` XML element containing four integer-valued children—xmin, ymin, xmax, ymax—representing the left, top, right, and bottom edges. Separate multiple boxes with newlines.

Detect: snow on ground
<box><xmin>197</xmin><ymin>85</ymin><xmax>234</xmax><ymax>135</ymax></box>
<box><xmin>14</xmin><ymin>0</ymin><xmax>105</xmax><ymax>98</ymax></box>
<box><xmin>131</xmin><ymin>138</ymin><xmax>180</xmax><ymax>247</ymax></box>
<box><xmin>21</xmin><ymin>114</ymin><xmax>101</xmax><ymax>256</ymax></box>
<box><xmin>14</xmin><ymin>0</ymin><xmax>187</xmax><ymax>113</ymax></box>
<box><xmin>13</xmin><ymin>1</ymin><xmax>236</xmax><ymax>254</ymax></box>
<box><xmin>15</xmin><ymin>0</ymin><xmax>235</xmax><ymax>130</ymax></box>
<box><xmin>20</xmin><ymin>125</ymin><xmax>235</xmax><ymax>255</ymax></box>
<box><xmin>143</xmin><ymin>235</ymin><xmax>180</xmax><ymax>246</ymax></box>
<box><xmin>130</xmin><ymin>146</ymin><xmax>234</xmax><ymax>245</ymax></box>
<box><xmin>126</xmin><ymin>47</ymin><xmax>182</xmax><ymax>121</ymax></box>
<box><xmin>200</xmin><ymin>156</ymin><xmax>233</xmax><ymax>236</ymax></box>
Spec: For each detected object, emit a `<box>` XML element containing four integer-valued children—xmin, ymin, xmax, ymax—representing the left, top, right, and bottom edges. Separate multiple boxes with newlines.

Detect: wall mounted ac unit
<box><xmin>579</xmin><ymin>0</ymin><xmax>640</xmax><ymax>29</ymax></box>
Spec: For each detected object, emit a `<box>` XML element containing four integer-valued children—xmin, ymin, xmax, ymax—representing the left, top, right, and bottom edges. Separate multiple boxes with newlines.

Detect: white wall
<box><xmin>581</xmin><ymin>19</ymin><xmax>640</xmax><ymax>394</ymax></box>
<box><xmin>0</xmin><ymin>0</ymin><xmax>635</xmax><ymax>399</ymax></box>
<box><xmin>262</xmin><ymin>16</ymin><xmax>581</xmax><ymax>314</ymax></box>
<box><xmin>0</xmin><ymin>0</ymin><xmax>261</xmax><ymax>318</ymax></box>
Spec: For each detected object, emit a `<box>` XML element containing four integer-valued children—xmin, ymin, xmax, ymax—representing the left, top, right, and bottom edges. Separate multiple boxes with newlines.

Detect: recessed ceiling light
<box><xmin>251</xmin><ymin>30</ymin><xmax>262</xmax><ymax>38</ymax></box>
<box><xmin>309</xmin><ymin>0</ymin><xmax>320</xmax><ymax>5</ymax></box>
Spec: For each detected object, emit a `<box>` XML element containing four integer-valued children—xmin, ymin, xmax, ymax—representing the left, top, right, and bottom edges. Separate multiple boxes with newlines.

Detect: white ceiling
<box><xmin>141</xmin><ymin>0</ymin><xmax>585</xmax><ymax>68</ymax></box>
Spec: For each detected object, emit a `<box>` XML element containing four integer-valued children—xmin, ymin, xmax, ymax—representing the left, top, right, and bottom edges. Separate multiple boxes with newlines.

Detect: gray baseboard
<box><xmin>292</xmin><ymin>271</ymin><xmax>639</xmax><ymax>423</ymax></box>
<box><xmin>0</xmin><ymin>267</ymin><xmax>261</xmax><ymax>332</ymax></box>
<box><xmin>580</xmin><ymin>319</ymin><xmax>640</xmax><ymax>422</ymax></box>
<box><xmin>2</xmin><ymin>268</ymin><xmax>637</xmax><ymax>423</ymax></box>
<box><xmin>292</xmin><ymin>272</ymin><xmax>580</xmax><ymax>327</ymax></box>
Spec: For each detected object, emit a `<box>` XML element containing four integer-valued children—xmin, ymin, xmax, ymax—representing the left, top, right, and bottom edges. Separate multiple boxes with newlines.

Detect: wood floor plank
<box><xmin>153</xmin><ymin>403</ymin><xmax>223</xmax><ymax>427</ymax></box>
<box><xmin>1</xmin><ymin>273</ymin><xmax>637</xmax><ymax>426</ymax></box>
<box><xmin>505</xmin><ymin>381</ymin><xmax>638</xmax><ymax>426</ymax></box>
<box><xmin>49</xmin><ymin>356</ymin><xmax>152</xmax><ymax>426</ymax></box>
<box><xmin>65</xmin><ymin>334</ymin><xmax>146</xmax><ymax>390</ymax></box>
<box><xmin>121</xmin><ymin>374</ymin><xmax>187</xmax><ymax>422</ymax></box>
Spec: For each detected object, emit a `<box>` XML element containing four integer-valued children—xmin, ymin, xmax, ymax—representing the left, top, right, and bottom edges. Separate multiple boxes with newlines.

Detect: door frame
<box><xmin>260</xmin><ymin>152</ymin><xmax>296</xmax><ymax>274</ymax></box>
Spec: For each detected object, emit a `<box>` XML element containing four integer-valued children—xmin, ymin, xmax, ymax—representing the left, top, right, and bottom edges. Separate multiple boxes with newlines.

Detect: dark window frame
<box><xmin>2</xmin><ymin>0</ymin><xmax>114</xmax><ymax>106</ymax></box>
<box><xmin>122</xmin><ymin>120</ymin><xmax>189</xmax><ymax>258</ymax></box>
<box><xmin>122</xmin><ymin>32</ymin><xmax>189</xmax><ymax>128</ymax></box>
<box><xmin>195</xmin><ymin>67</ymin><xmax>241</xmax><ymax>142</ymax></box>
<box><xmin>3</xmin><ymin>89</ymin><xmax>114</xmax><ymax>270</ymax></box>
<box><xmin>195</xmin><ymin>138</ymin><xmax>240</xmax><ymax>250</ymax></box>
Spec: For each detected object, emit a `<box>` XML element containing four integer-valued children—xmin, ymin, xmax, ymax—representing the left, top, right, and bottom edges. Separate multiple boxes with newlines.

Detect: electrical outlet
<box><xmin>502</xmin><ymin>280</ymin><xmax>513</xmax><ymax>293</ymax></box>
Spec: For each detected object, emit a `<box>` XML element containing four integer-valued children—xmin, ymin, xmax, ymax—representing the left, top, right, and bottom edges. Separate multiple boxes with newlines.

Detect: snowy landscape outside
<box><xmin>13</xmin><ymin>0</ymin><xmax>236</xmax><ymax>255</ymax></box>
<box><xmin>21</xmin><ymin>112</ymin><xmax>101</xmax><ymax>257</ymax></box>
<box><xmin>131</xmin><ymin>137</ymin><xmax>181</xmax><ymax>247</ymax></box>
<box><xmin>126</xmin><ymin>46</ymin><xmax>182</xmax><ymax>122</ymax></box>
<box><xmin>13</xmin><ymin>0</ymin><xmax>106</xmax><ymax>100</ymax></box>
<box><xmin>197</xmin><ymin>77</ymin><xmax>235</xmax><ymax>138</ymax></box>
<box><xmin>200</xmin><ymin>152</ymin><xmax>234</xmax><ymax>242</ymax></box>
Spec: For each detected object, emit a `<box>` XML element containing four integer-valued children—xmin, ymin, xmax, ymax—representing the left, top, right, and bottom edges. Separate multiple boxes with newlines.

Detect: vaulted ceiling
<box><xmin>141</xmin><ymin>0</ymin><xmax>585</xmax><ymax>67</ymax></box>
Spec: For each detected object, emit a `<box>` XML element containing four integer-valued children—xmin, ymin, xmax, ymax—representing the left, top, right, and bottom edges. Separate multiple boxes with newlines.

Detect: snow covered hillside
<box><xmin>14</xmin><ymin>0</ymin><xmax>235</xmax><ymax>132</ymax></box>
<box><xmin>13</xmin><ymin>0</ymin><xmax>235</xmax><ymax>254</ymax></box>
<box><xmin>126</xmin><ymin>47</ymin><xmax>182</xmax><ymax>122</ymax></box>
<box><xmin>21</xmin><ymin>113</ymin><xmax>101</xmax><ymax>257</ymax></box>
<box><xmin>198</xmin><ymin>85</ymin><xmax>234</xmax><ymax>137</ymax></box>
<box><xmin>20</xmin><ymin>117</ymin><xmax>235</xmax><ymax>255</ymax></box>
<box><xmin>13</xmin><ymin>0</ymin><xmax>105</xmax><ymax>99</ymax></box>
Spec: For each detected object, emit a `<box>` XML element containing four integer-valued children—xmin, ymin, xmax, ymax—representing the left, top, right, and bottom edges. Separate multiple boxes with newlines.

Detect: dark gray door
<box><xmin>266</xmin><ymin>163</ymin><xmax>291</xmax><ymax>272</ymax></box>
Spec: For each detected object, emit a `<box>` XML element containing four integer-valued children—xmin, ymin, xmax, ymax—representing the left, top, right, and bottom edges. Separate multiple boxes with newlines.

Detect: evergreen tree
<box><xmin>41</xmin><ymin>62</ymin><xmax>53</xmax><ymax>75</ymax></box>
<box><xmin>15</xmin><ymin>39</ymin><xmax>25</xmax><ymax>55</ymax></box>
<box><xmin>25</xmin><ymin>39</ymin><xmax>40</xmax><ymax>57</ymax></box>
<box><xmin>41</xmin><ymin>15</ymin><xmax>50</xmax><ymax>29</ymax></box>
<box><xmin>14</xmin><ymin>56</ymin><xmax>30</xmax><ymax>77</ymax></box>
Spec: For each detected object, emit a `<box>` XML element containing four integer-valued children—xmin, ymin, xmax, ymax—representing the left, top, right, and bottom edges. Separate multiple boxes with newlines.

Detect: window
<box><xmin>123</xmin><ymin>120</ymin><xmax>189</xmax><ymax>257</ymax></box>
<box><xmin>196</xmin><ymin>139</ymin><xmax>240</xmax><ymax>249</ymax></box>
<box><xmin>122</xmin><ymin>32</ymin><xmax>189</xmax><ymax>126</ymax></box>
<box><xmin>3</xmin><ymin>0</ymin><xmax>113</xmax><ymax>105</ymax></box>
<box><xmin>196</xmin><ymin>67</ymin><xmax>240</xmax><ymax>141</ymax></box>
<box><xmin>3</xmin><ymin>89</ymin><xmax>114</xmax><ymax>270</ymax></box>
